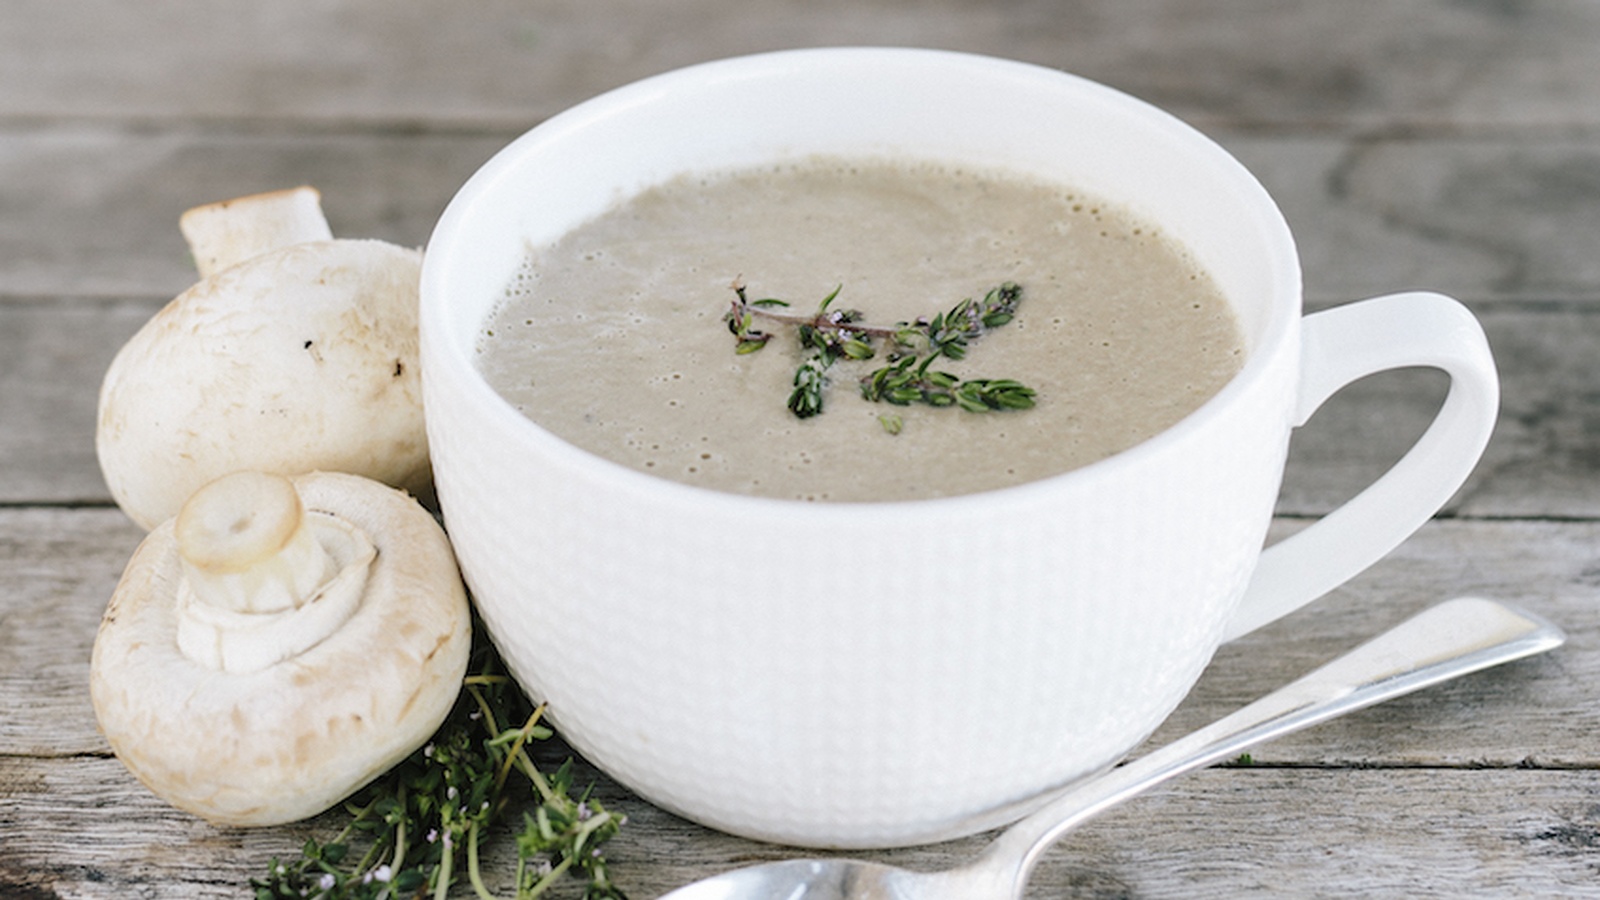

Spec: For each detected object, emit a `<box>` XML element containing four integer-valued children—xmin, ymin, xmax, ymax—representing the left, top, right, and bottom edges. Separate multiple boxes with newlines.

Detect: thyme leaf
<box><xmin>251</xmin><ymin>634</ymin><xmax>627</xmax><ymax>900</ymax></box>
<box><xmin>725</xmin><ymin>280</ymin><xmax>1036</xmax><ymax>428</ymax></box>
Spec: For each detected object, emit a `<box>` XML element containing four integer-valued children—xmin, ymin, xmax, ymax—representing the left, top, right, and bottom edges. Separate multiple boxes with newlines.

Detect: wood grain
<box><xmin>5</xmin><ymin>0</ymin><xmax>1598</xmax><ymax>131</ymax></box>
<box><xmin>2</xmin><ymin>511</ymin><xmax>1594</xmax><ymax>896</ymax></box>
<box><xmin>9</xmin><ymin>132</ymin><xmax>1600</xmax><ymax>302</ymax></box>
<box><xmin>6</xmin><ymin>302</ymin><xmax>1595</xmax><ymax>517</ymax></box>
<box><xmin>7</xmin><ymin>751</ymin><xmax>1599</xmax><ymax>897</ymax></box>
<box><xmin>4</xmin><ymin>0</ymin><xmax>1597</xmax><ymax>896</ymax></box>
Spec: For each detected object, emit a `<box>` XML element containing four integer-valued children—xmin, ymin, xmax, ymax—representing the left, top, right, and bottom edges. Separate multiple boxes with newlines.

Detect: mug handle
<box><xmin>1222</xmin><ymin>291</ymin><xmax>1499</xmax><ymax>641</ymax></box>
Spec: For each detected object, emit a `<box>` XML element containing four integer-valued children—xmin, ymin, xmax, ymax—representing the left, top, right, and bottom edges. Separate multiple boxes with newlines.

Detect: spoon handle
<box><xmin>980</xmin><ymin>597</ymin><xmax>1565</xmax><ymax>889</ymax></box>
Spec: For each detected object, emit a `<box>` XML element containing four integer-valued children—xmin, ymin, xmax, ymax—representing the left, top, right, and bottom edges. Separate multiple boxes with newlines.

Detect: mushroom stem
<box><xmin>174</xmin><ymin>471</ymin><xmax>375</xmax><ymax>673</ymax></box>
<box><xmin>176</xmin><ymin>471</ymin><xmax>333</xmax><ymax>614</ymax></box>
<box><xmin>179</xmin><ymin>186</ymin><xmax>333</xmax><ymax>279</ymax></box>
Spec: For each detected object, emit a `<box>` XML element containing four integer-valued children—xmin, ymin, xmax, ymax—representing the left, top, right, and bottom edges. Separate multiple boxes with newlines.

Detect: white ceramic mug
<box><xmin>420</xmin><ymin>48</ymin><xmax>1498</xmax><ymax>849</ymax></box>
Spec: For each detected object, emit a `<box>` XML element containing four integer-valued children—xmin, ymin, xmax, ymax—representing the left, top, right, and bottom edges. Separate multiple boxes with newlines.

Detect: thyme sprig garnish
<box><xmin>252</xmin><ymin>639</ymin><xmax>627</xmax><ymax>900</ymax></box>
<box><xmin>725</xmin><ymin>280</ymin><xmax>1036</xmax><ymax>426</ymax></box>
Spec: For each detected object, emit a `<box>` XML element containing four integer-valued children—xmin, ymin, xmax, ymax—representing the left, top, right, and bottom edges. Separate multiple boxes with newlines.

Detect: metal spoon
<box><xmin>658</xmin><ymin>597</ymin><xmax>1564</xmax><ymax>899</ymax></box>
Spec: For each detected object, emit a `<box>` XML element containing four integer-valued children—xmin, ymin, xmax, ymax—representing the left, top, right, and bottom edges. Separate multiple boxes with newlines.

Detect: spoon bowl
<box><xmin>659</xmin><ymin>597</ymin><xmax>1564</xmax><ymax>899</ymax></box>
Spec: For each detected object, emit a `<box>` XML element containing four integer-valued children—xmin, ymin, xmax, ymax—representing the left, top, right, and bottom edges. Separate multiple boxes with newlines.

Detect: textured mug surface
<box><xmin>420</xmin><ymin>48</ymin><xmax>1495</xmax><ymax>848</ymax></box>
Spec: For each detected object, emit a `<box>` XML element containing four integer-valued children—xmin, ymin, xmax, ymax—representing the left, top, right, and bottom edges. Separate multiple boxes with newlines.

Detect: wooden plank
<box><xmin>1022</xmin><ymin>768</ymin><xmax>1600</xmax><ymax>899</ymax></box>
<box><xmin>1227</xmin><ymin>135</ymin><xmax>1600</xmax><ymax>305</ymax></box>
<box><xmin>0</xmin><ymin>128</ymin><xmax>506</xmax><ymax>298</ymax></box>
<box><xmin>1287</xmin><ymin>305</ymin><xmax>1600</xmax><ymax>521</ymax></box>
<box><xmin>4</xmin><ymin>0</ymin><xmax>1598</xmax><ymax>132</ymax></box>
<box><xmin>5</xmin><ymin>137</ymin><xmax>1600</xmax><ymax>519</ymax></box>
<box><xmin>0</xmin><ymin>298</ymin><xmax>158</xmax><ymax>506</ymax></box>
<box><xmin>6</xmin><ymin>758</ymin><xmax>1597</xmax><ymax>897</ymax></box>
<box><xmin>2</xmin><ymin>513</ymin><xmax>1593</xmax><ymax>897</ymax></box>
<box><xmin>3</xmin><ymin>509</ymin><xmax>1594</xmax><ymax>768</ymax></box>
<box><xmin>8</xmin><ymin>131</ymin><xmax>1600</xmax><ymax>303</ymax></box>
<box><xmin>4</xmin><ymin>296</ymin><xmax>1593</xmax><ymax>517</ymax></box>
<box><xmin>1159</xmin><ymin>518</ymin><xmax>1599</xmax><ymax>765</ymax></box>
<box><xmin>0</xmin><ymin>508</ymin><xmax>137</xmax><ymax>757</ymax></box>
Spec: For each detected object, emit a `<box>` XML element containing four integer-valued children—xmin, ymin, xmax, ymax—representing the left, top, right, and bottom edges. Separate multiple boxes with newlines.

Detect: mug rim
<box><xmin>420</xmin><ymin>46</ymin><xmax>1302</xmax><ymax>518</ymax></box>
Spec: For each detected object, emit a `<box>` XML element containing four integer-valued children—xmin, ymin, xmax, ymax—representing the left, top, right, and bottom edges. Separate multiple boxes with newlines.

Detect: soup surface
<box><xmin>477</xmin><ymin>156</ymin><xmax>1244</xmax><ymax>501</ymax></box>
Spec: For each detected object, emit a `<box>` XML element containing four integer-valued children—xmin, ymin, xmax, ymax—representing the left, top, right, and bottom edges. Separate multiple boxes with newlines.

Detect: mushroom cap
<box><xmin>96</xmin><ymin>239</ymin><xmax>429</xmax><ymax>531</ymax></box>
<box><xmin>89</xmin><ymin>471</ymin><xmax>472</xmax><ymax>827</ymax></box>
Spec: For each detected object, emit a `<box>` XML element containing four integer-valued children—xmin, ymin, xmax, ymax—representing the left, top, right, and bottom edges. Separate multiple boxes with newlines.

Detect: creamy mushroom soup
<box><xmin>476</xmin><ymin>156</ymin><xmax>1244</xmax><ymax>501</ymax></box>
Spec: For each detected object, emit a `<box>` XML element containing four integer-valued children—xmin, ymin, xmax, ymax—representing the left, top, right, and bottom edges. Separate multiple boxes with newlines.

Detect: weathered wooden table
<box><xmin>4</xmin><ymin>1</ymin><xmax>1598</xmax><ymax>896</ymax></box>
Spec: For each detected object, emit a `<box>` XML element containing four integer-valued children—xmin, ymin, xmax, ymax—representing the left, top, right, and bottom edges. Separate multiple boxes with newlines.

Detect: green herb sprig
<box><xmin>251</xmin><ymin>640</ymin><xmax>626</xmax><ymax>900</ymax></box>
<box><xmin>725</xmin><ymin>280</ymin><xmax>1036</xmax><ymax>426</ymax></box>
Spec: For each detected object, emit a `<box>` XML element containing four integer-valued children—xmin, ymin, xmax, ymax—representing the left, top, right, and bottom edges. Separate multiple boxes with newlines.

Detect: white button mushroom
<box><xmin>89</xmin><ymin>470</ymin><xmax>472</xmax><ymax>827</ymax></box>
<box><xmin>96</xmin><ymin>186</ymin><xmax>430</xmax><ymax>531</ymax></box>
